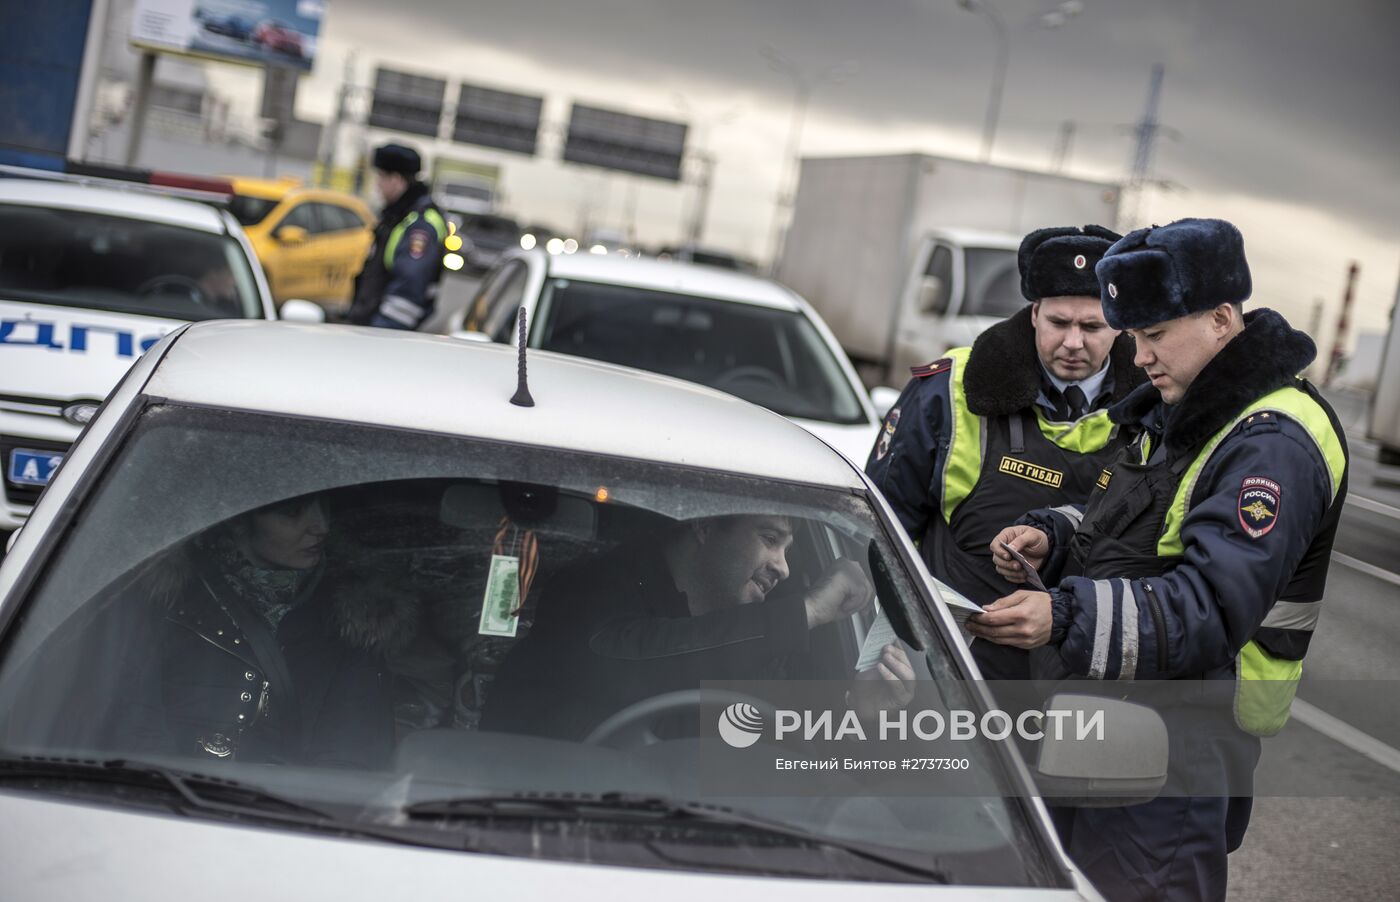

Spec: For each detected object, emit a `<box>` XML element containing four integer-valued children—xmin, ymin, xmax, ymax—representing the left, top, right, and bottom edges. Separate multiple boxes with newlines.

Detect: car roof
<box><xmin>927</xmin><ymin>227</ymin><xmax>1022</xmax><ymax>250</ymax></box>
<box><xmin>226</xmin><ymin>176</ymin><xmax>303</xmax><ymax>200</ymax></box>
<box><xmin>227</xmin><ymin>178</ymin><xmax>370</xmax><ymax>212</ymax></box>
<box><xmin>145</xmin><ymin>322</ymin><xmax>865</xmax><ymax>490</ymax></box>
<box><xmin>0</xmin><ymin>179</ymin><xmax>227</xmax><ymax>234</ymax></box>
<box><xmin>542</xmin><ymin>253</ymin><xmax>800</xmax><ymax>311</ymax></box>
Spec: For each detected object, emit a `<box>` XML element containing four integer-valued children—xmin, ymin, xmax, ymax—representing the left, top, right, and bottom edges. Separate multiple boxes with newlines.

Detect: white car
<box><xmin>449</xmin><ymin>250</ymin><xmax>883</xmax><ymax>464</ymax></box>
<box><xmin>0</xmin><ymin>321</ymin><xmax>1140</xmax><ymax>899</ymax></box>
<box><xmin>0</xmin><ymin>177</ymin><xmax>323</xmax><ymax>533</ymax></box>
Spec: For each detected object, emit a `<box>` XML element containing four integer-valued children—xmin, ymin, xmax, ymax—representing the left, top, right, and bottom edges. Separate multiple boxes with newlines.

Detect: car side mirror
<box><xmin>917</xmin><ymin>275</ymin><xmax>949</xmax><ymax>315</ymax></box>
<box><xmin>276</xmin><ymin>225</ymin><xmax>309</xmax><ymax>245</ymax></box>
<box><xmin>279</xmin><ymin>299</ymin><xmax>325</xmax><ymax>323</ymax></box>
<box><xmin>1033</xmin><ymin>693</ymin><xmax>1169</xmax><ymax>807</ymax></box>
<box><xmin>869</xmin><ymin>386</ymin><xmax>901</xmax><ymax>419</ymax></box>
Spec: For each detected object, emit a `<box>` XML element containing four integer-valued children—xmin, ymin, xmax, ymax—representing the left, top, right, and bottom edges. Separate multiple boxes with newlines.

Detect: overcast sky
<box><xmin>200</xmin><ymin>0</ymin><xmax>1400</xmax><ymax>358</ymax></box>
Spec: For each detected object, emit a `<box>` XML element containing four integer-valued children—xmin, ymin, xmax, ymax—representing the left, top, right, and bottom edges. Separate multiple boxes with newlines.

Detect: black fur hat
<box><xmin>372</xmin><ymin>142</ymin><xmax>422</xmax><ymax>177</ymax></box>
<box><xmin>1095</xmin><ymin>218</ymin><xmax>1252</xmax><ymax>330</ymax></box>
<box><xmin>1018</xmin><ymin>224</ymin><xmax>1122</xmax><ymax>302</ymax></box>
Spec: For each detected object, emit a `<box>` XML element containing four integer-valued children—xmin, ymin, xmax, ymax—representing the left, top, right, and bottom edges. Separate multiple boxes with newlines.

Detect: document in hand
<box><xmin>856</xmin><ymin>604</ymin><xmax>900</xmax><ymax>671</ymax></box>
<box><xmin>928</xmin><ymin>575</ymin><xmax>985</xmax><ymax>622</ymax></box>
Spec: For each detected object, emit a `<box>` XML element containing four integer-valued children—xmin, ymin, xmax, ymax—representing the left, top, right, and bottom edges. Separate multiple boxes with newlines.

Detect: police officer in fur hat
<box><xmin>346</xmin><ymin>143</ymin><xmax>448</xmax><ymax>330</ymax></box>
<box><xmin>866</xmin><ymin>224</ymin><xmax>1145</xmax><ymax>681</ymax></box>
<box><xmin>975</xmin><ymin>218</ymin><xmax>1350</xmax><ymax>901</ymax></box>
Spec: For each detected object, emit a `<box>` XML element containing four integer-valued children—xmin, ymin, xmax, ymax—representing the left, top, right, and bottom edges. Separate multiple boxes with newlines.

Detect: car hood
<box><xmin>0</xmin><ymin>299</ymin><xmax>183</xmax><ymax>403</ymax></box>
<box><xmin>0</xmin><ymin>793</ymin><xmax>1093</xmax><ymax>901</ymax></box>
<box><xmin>793</xmin><ymin>419</ymin><xmax>880</xmax><ymax>471</ymax></box>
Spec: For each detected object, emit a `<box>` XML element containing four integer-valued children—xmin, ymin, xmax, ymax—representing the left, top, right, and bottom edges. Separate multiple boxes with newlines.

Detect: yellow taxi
<box><xmin>226</xmin><ymin>177</ymin><xmax>374</xmax><ymax>306</ymax></box>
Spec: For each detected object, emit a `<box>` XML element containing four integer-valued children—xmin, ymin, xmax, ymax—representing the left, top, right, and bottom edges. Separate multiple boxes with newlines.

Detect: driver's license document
<box><xmin>929</xmin><ymin>575</ymin><xmax>985</xmax><ymax>622</ymax></box>
<box><xmin>478</xmin><ymin>554</ymin><xmax>521</xmax><ymax>637</ymax></box>
<box><xmin>856</xmin><ymin>604</ymin><xmax>899</xmax><ymax>671</ymax></box>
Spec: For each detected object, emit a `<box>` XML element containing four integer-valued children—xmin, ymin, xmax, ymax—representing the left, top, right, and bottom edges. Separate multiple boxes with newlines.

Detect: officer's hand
<box><xmin>965</xmin><ymin>590</ymin><xmax>1053</xmax><ymax>648</ymax></box>
<box><xmin>990</xmin><ymin>526</ymin><xmax>1049</xmax><ymax>583</ymax></box>
<box><xmin>805</xmin><ymin>559</ymin><xmax>874</xmax><ymax>628</ymax></box>
<box><xmin>849</xmin><ymin>645</ymin><xmax>917</xmax><ymax>720</ymax></box>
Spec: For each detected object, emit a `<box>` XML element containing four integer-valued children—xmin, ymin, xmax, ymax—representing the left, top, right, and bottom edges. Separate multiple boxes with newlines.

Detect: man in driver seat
<box><xmin>483</xmin><ymin>514</ymin><xmax>913</xmax><ymax>741</ymax></box>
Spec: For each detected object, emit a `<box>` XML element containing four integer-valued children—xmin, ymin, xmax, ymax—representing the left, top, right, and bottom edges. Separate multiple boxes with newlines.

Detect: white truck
<box><xmin>776</xmin><ymin>153</ymin><xmax>1121</xmax><ymax>389</ymax></box>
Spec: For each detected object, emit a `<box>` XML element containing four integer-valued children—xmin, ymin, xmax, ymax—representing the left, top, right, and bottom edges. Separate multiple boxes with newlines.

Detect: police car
<box><xmin>0</xmin><ymin>321</ymin><xmax>1158</xmax><ymax>899</ymax></box>
<box><xmin>0</xmin><ymin>177</ymin><xmax>323</xmax><ymax>533</ymax></box>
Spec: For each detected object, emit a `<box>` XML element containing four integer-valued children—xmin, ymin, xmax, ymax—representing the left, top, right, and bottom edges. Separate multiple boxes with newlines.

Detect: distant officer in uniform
<box><xmin>346</xmin><ymin>143</ymin><xmax>448</xmax><ymax>330</ymax></box>
<box><xmin>974</xmin><ymin>219</ymin><xmax>1349</xmax><ymax>902</ymax></box>
<box><xmin>865</xmin><ymin>225</ymin><xmax>1145</xmax><ymax>680</ymax></box>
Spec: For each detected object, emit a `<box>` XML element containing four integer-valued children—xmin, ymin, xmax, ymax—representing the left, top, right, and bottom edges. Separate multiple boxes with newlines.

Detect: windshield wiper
<box><xmin>0</xmin><ymin>755</ymin><xmax>441</xmax><ymax>850</ymax></box>
<box><xmin>0</xmin><ymin>754</ymin><xmax>332</xmax><ymax>819</ymax></box>
<box><xmin>405</xmin><ymin>790</ymin><xmax>950</xmax><ymax>883</ymax></box>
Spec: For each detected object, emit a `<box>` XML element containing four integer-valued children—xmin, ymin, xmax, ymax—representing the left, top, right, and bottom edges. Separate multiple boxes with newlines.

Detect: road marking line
<box><xmin>1291</xmin><ymin>698</ymin><xmax>1400</xmax><ymax>775</ymax></box>
<box><xmin>1347</xmin><ymin>494</ymin><xmax>1400</xmax><ymax>520</ymax></box>
<box><xmin>1332</xmin><ymin>551</ymin><xmax>1400</xmax><ymax>588</ymax></box>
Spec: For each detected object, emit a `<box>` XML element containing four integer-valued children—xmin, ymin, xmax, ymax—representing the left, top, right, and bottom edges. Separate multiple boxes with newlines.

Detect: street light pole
<box><xmin>761</xmin><ymin>46</ymin><xmax>856</xmax><ymax>275</ymax></box>
<box><xmin>957</xmin><ymin>0</ymin><xmax>1007</xmax><ymax>163</ymax></box>
<box><xmin>956</xmin><ymin>0</ymin><xmax>1081</xmax><ymax>164</ymax></box>
<box><xmin>673</xmin><ymin>96</ymin><xmax>741</xmax><ymax>247</ymax></box>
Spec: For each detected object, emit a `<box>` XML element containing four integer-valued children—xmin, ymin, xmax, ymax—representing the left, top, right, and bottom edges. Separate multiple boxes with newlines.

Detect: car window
<box><xmin>228</xmin><ymin>195</ymin><xmax>279</xmax><ymax>227</ymax></box>
<box><xmin>317</xmin><ymin>203</ymin><xmax>364</xmax><ymax>233</ymax></box>
<box><xmin>0</xmin><ymin>204</ymin><xmax>263</xmax><ymax>320</ymax></box>
<box><xmin>536</xmin><ymin>280</ymin><xmax>867</xmax><ymax>425</ymax></box>
<box><xmin>963</xmin><ymin>247</ymin><xmax>1022</xmax><ymax>319</ymax></box>
<box><xmin>462</xmin><ymin>260</ymin><xmax>529</xmax><ymax>339</ymax></box>
<box><xmin>0</xmin><ymin>402</ymin><xmax>1042</xmax><ymax>886</ymax></box>
<box><xmin>276</xmin><ymin>201</ymin><xmax>322</xmax><ymax>235</ymax></box>
<box><xmin>921</xmin><ymin>244</ymin><xmax>954</xmax><ymax>315</ymax></box>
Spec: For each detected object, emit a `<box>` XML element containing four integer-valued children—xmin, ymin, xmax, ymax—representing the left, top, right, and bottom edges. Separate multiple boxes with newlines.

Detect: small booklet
<box><xmin>928</xmin><ymin>575</ymin><xmax>985</xmax><ymax>622</ymax></box>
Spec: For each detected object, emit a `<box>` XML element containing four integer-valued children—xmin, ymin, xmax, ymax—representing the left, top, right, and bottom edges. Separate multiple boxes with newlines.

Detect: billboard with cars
<box><xmin>130</xmin><ymin>0</ymin><xmax>324</xmax><ymax>72</ymax></box>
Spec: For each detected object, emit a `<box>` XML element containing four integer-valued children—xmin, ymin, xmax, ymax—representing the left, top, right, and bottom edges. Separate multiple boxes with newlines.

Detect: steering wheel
<box><xmin>136</xmin><ymin>274</ymin><xmax>211</xmax><ymax>309</ymax></box>
<box><xmin>711</xmin><ymin>365</ymin><xmax>786</xmax><ymax>393</ymax></box>
<box><xmin>583</xmin><ymin>689</ymin><xmax>769</xmax><ymax>750</ymax></box>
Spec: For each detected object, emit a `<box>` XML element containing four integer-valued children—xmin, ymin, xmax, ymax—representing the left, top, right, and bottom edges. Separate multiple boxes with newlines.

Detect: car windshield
<box><xmin>0</xmin><ymin>403</ymin><xmax>1045</xmax><ymax>886</ymax></box>
<box><xmin>963</xmin><ymin>247</ymin><xmax>1023</xmax><ymax>319</ymax></box>
<box><xmin>463</xmin><ymin>215</ymin><xmax>521</xmax><ymax>246</ymax></box>
<box><xmin>0</xmin><ymin>204</ymin><xmax>262</xmax><ymax>320</ymax></box>
<box><xmin>537</xmin><ymin>279</ymin><xmax>868</xmax><ymax>425</ymax></box>
<box><xmin>228</xmin><ymin>195</ymin><xmax>280</xmax><ymax>227</ymax></box>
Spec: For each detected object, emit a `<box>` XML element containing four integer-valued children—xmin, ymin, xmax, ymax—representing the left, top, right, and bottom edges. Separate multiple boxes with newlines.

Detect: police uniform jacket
<box><xmin>866</xmin><ymin>305</ymin><xmax>1145</xmax><ymax>607</ymax></box>
<box><xmin>347</xmin><ymin>181</ymin><xmax>447</xmax><ymax>330</ymax></box>
<box><xmin>1024</xmin><ymin>310</ymin><xmax>1349</xmax><ymax>687</ymax></box>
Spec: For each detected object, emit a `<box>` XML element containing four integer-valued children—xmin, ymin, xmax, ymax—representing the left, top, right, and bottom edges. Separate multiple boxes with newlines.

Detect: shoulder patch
<box><xmin>910</xmin><ymin>357</ymin><xmax>952</xmax><ymax>378</ymax></box>
<box><xmin>406</xmin><ymin>231</ymin><xmax>430</xmax><ymax>259</ymax></box>
<box><xmin>1238</xmin><ymin>476</ymin><xmax>1281</xmax><ymax>538</ymax></box>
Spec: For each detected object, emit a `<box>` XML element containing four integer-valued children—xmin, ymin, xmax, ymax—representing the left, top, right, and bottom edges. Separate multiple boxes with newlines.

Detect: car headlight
<box><xmin>62</xmin><ymin>402</ymin><xmax>100</xmax><ymax>426</ymax></box>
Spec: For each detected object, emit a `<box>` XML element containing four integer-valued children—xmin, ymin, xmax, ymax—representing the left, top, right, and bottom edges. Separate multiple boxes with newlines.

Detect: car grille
<box><xmin>2</xmin><ymin>436</ymin><xmax>71</xmax><ymax>507</ymax></box>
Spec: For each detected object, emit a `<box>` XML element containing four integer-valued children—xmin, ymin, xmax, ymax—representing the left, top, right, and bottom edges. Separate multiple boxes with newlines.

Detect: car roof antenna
<box><xmin>510</xmin><ymin>306</ymin><xmax>535</xmax><ymax>408</ymax></box>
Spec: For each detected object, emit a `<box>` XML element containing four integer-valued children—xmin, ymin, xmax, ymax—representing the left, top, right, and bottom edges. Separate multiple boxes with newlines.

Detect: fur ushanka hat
<box><xmin>1017</xmin><ymin>224</ymin><xmax>1122</xmax><ymax>302</ymax></box>
<box><xmin>1095</xmin><ymin>217</ymin><xmax>1253</xmax><ymax>330</ymax></box>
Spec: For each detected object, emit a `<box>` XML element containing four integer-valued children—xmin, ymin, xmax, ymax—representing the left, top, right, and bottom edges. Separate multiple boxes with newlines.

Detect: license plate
<box><xmin>7</xmin><ymin>448</ymin><xmax>64</xmax><ymax>487</ymax></box>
